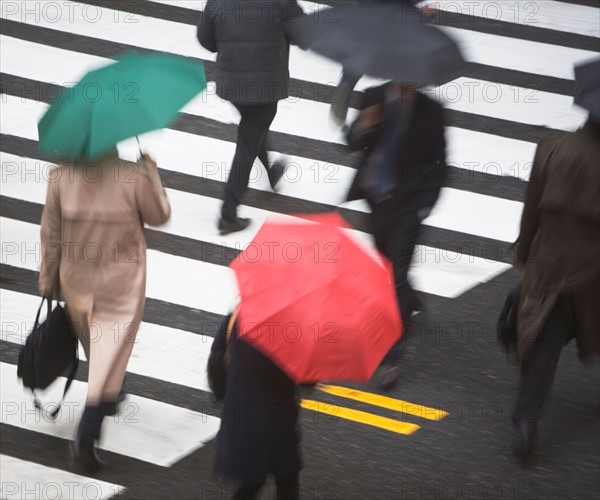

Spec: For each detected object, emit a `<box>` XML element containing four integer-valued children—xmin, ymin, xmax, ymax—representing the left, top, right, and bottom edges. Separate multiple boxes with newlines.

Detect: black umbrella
<box><xmin>286</xmin><ymin>3</ymin><xmax>465</xmax><ymax>86</ymax></box>
<box><xmin>574</xmin><ymin>58</ymin><xmax>600</xmax><ymax>122</ymax></box>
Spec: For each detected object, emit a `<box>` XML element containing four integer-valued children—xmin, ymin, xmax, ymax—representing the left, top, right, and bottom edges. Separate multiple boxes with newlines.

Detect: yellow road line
<box><xmin>317</xmin><ymin>385</ymin><xmax>449</xmax><ymax>421</ymax></box>
<box><xmin>301</xmin><ymin>399</ymin><xmax>421</xmax><ymax>435</ymax></box>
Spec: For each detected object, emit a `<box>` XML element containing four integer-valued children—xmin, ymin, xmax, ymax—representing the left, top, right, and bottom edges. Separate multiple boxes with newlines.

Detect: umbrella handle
<box><xmin>136</xmin><ymin>135</ymin><xmax>143</xmax><ymax>157</ymax></box>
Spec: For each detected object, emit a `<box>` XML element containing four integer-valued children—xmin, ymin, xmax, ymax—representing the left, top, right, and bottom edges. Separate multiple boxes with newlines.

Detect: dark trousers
<box><xmin>516</xmin><ymin>302</ymin><xmax>567</xmax><ymax>423</ymax></box>
<box><xmin>373</xmin><ymin>211</ymin><xmax>422</xmax><ymax>363</ymax></box>
<box><xmin>336</xmin><ymin>70</ymin><xmax>361</xmax><ymax>109</ymax></box>
<box><xmin>233</xmin><ymin>474</ymin><xmax>299</xmax><ymax>500</ymax></box>
<box><xmin>221</xmin><ymin>102</ymin><xmax>278</xmax><ymax>219</ymax></box>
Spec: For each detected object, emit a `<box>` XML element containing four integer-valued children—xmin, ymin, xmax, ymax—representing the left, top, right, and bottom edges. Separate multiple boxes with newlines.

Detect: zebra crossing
<box><xmin>1</xmin><ymin>0</ymin><xmax>599</xmax><ymax>497</ymax></box>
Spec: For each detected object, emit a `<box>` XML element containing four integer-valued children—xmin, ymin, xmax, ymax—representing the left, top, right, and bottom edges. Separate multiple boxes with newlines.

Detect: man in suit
<box><xmin>346</xmin><ymin>82</ymin><xmax>447</xmax><ymax>388</ymax></box>
<box><xmin>197</xmin><ymin>0</ymin><xmax>303</xmax><ymax>235</ymax></box>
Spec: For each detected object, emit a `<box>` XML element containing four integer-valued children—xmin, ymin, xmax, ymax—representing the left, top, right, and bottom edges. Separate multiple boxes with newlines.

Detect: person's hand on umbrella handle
<box><xmin>140</xmin><ymin>153</ymin><xmax>158</xmax><ymax>173</ymax></box>
<box><xmin>356</xmin><ymin>104</ymin><xmax>384</xmax><ymax>132</ymax></box>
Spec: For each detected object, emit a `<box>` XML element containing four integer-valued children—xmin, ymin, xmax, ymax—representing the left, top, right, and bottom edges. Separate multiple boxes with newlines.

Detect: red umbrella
<box><xmin>230</xmin><ymin>213</ymin><xmax>402</xmax><ymax>384</ymax></box>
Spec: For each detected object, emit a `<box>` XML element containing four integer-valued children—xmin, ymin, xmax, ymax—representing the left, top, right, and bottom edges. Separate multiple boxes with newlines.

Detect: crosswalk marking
<box><xmin>1</xmin><ymin>211</ymin><xmax>511</xmax><ymax>302</ymax></box>
<box><xmin>0</xmin><ymin>454</ymin><xmax>125</xmax><ymax>500</ymax></box>
<box><xmin>1</xmin><ymin>363</ymin><xmax>220</xmax><ymax>467</ymax></box>
<box><xmin>433</xmin><ymin>1</ymin><xmax>600</xmax><ymax>37</ymax></box>
<box><xmin>1</xmin><ymin>289</ymin><xmax>215</xmax><ymax>393</ymax></box>
<box><xmin>0</xmin><ymin>35</ymin><xmax>589</xmax><ymax>137</ymax></box>
<box><xmin>0</xmin><ymin>93</ymin><xmax>528</xmax><ymax>245</ymax></box>
<box><xmin>1</xmin><ymin>0</ymin><xmax>598</xmax><ymax>491</ymax></box>
<box><xmin>301</xmin><ymin>399</ymin><xmax>422</xmax><ymax>436</ymax></box>
<box><xmin>1</xmin><ymin>142</ymin><xmax>524</xmax><ymax>245</ymax></box>
<box><xmin>318</xmin><ymin>385</ymin><xmax>449</xmax><ymax>421</ymax></box>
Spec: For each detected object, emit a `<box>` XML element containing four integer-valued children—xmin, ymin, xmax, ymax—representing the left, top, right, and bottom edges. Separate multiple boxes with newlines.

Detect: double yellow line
<box><xmin>301</xmin><ymin>385</ymin><xmax>449</xmax><ymax>435</ymax></box>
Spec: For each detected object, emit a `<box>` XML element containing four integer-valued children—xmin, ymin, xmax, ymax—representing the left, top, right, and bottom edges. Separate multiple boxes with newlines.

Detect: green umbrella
<box><xmin>38</xmin><ymin>52</ymin><xmax>206</xmax><ymax>161</ymax></box>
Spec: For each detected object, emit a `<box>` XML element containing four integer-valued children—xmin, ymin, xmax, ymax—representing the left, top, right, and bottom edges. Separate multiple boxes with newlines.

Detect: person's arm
<box><xmin>39</xmin><ymin>172</ymin><xmax>62</xmax><ymax>298</ymax></box>
<box><xmin>515</xmin><ymin>140</ymin><xmax>548</xmax><ymax>265</ymax></box>
<box><xmin>135</xmin><ymin>155</ymin><xmax>171</xmax><ymax>227</ymax></box>
<box><xmin>282</xmin><ymin>0</ymin><xmax>304</xmax><ymax>22</ymax></box>
<box><xmin>197</xmin><ymin>0</ymin><xmax>217</xmax><ymax>53</ymax></box>
<box><xmin>346</xmin><ymin>104</ymin><xmax>383</xmax><ymax>150</ymax></box>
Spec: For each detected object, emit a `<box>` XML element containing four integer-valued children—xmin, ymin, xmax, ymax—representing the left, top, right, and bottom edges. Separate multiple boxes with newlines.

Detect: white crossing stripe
<box><xmin>433</xmin><ymin>1</ymin><xmax>600</xmax><ymax>38</ymax></box>
<box><xmin>1</xmin><ymin>93</ymin><xmax>526</xmax><ymax>243</ymax></box>
<box><xmin>1</xmin><ymin>2</ymin><xmax>598</xmax><ymax>83</ymax></box>
<box><xmin>0</xmin><ymin>289</ymin><xmax>216</xmax><ymax>393</ymax></box>
<box><xmin>1</xmin><ymin>199</ymin><xmax>512</xmax><ymax>301</ymax></box>
<box><xmin>0</xmin><ymin>454</ymin><xmax>124</xmax><ymax>499</ymax></box>
<box><xmin>0</xmin><ymin>363</ymin><xmax>220</xmax><ymax>467</ymax></box>
<box><xmin>0</xmin><ymin>35</ymin><xmax>588</xmax><ymax>138</ymax></box>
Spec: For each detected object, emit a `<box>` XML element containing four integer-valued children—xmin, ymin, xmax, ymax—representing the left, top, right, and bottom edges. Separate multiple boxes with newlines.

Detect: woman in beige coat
<box><xmin>39</xmin><ymin>149</ymin><xmax>171</xmax><ymax>470</ymax></box>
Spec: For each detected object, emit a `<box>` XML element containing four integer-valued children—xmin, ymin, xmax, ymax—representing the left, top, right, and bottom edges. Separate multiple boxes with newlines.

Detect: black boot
<box><xmin>72</xmin><ymin>405</ymin><xmax>105</xmax><ymax>471</ymax></box>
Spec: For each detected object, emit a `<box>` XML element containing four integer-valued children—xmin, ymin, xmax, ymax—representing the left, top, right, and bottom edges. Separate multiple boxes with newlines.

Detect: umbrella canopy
<box><xmin>574</xmin><ymin>58</ymin><xmax>600</xmax><ymax>122</ymax></box>
<box><xmin>38</xmin><ymin>52</ymin><xmax>206</xmax><ymax>161</ymax></box>
<box><xmin>286</xmin><ymin>3</ymin><xmax>465</xmax><ymax>85</ymax></box>
<box><xmin>230</xmin><ymin>213</ymin><xmax>402</xmax><ymax>384</ymax></box>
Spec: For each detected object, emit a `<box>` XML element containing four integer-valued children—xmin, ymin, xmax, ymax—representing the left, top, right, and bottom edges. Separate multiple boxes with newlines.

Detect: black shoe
<box><xmin>268</xmin><ymin>159</ymin><xmax>286</xmax><ymax>191</ymax></box>
<box><xmin>218</xmin><ymin>216</ymin><xmax>251</xmax><ymax>236</ymax></box>
<box><xmin>378</xmin><ymin>363</ymin><xmax>401</xmax><ymax>391</ymax></box>
<box><xmin>71</xmin><ymin>405</ymin><xmax>105</xmax><ymax>471</ymax></box>
<box><xmin>514</xmin><ymin>420</ymin><xmax>537</xmax><ymax>461</ymax></box>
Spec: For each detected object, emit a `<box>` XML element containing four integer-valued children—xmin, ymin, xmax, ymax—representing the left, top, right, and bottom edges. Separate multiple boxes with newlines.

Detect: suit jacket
<box><xmin>346</xmin><ymin>85</ymin><xmax>447</xmax><ymax>229</ymax></box>
<box><xmin>516</xmin><ymin>119</ymin><xmax>600</xmax><ymax>363</ymax></box>
<box><xmin>197</xmin><ymin>0</ymin><xmax>303</xmax><ymax>104</ymax></box>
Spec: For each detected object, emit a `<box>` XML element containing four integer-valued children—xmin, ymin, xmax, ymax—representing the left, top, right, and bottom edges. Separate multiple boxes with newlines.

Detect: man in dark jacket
<box><xmin>346</xmin><ymin>82</ymin><xmax>447</xmax><ymax>388</ymax></box>
<box><xmin>513</xmin><ymin>115</ymin><xmax>600</xmax><ymax>460</ymax></box>
<box><xmin>208</xmin><ymin>311</ymin><xmax>302</xmax><ymax>500</ymax></box>
<box><xmin>197</xmin><ymin>0</ymin><xmax>303</xmax><ymax>235</ymax></box>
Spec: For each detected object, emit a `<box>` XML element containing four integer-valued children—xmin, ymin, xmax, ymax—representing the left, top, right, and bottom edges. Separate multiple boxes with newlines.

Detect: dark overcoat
<box><xmin>516</xmin><ymin>119</ymin><xmax>600</xmax><ymax>363</ymax></box>
<box><xmin>209</xmin><ymin>314</ymin><xmax>302</xmax><ymax>483</ymax></box>
<box><xmin>346</xmin><ymin>85</ymin><xmax>447</xmax><ymax>230</ymax></box>
<box><xmin>197</xmin><ymin>0</ymin><xmax>302</xmax><ymax>104</ymax></box>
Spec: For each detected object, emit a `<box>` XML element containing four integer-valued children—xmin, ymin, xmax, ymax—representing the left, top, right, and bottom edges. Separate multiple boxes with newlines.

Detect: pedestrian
<box><xmin>208</xmin><ymin>309</ymin><xmax>302</xmax><ymax>500</ymax></box>
<box><xmin>39</xmin><ymin>150</ymin><xmax>171</xmax><ymax>470</ymax></box>
<box><xmin>345</xmin><ymin>81</ymin><xmax>447</xmax><ymax>389</ymax></box>
<box><xmin>513</xmin><ymin>114</ymin><xmax>600</xmax><ymax>460</ymax></box>
<box><xmin>197</xmin><ymin>0</ymin><xmax>303</xmax><ymax>235</ymax></box>
<box><xmin>329</xmin><ymin>0</ymin><xmax>435</xmax><ymax>127</ymax></box>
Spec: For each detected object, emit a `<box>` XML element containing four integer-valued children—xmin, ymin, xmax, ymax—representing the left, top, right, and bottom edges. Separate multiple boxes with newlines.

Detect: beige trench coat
<box><xmin>39</xmin><ymin>151</ymin><xmax>171</xmax><ymax>404</ymax></box>
<box><xmin>516</xmin><ymin>120</ymin><xmax>600</xmax><ymax>364</ymax></box>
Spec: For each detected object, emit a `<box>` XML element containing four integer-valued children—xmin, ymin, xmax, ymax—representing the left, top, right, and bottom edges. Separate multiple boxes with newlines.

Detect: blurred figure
<box><xmin>197</xmin><ymin>0</ymin><xmax>303</xmax><ymax>235</ymax></box>
<box><xmin>346</xmin><ymin>82</ymin><xmax>447</xmax><ymax>389</ymax></box>
<box><xmin>208</xmin><ymin>310</ymin><xmax>302</xmax><ymax>500</ymax></box>
<box><xmin>513</xmin><ymin>115</ymin><xmax>600</xmax><ymax>460</ymax></box>
<box><xmin>39</xmin><ymin>151</ymin><xmax>171</xmax><ymax>470</ymax></box>
<box><xmin>329</xmin><ymin>0</ymin><xmax>435</xmax><ymax>127</ymax></box>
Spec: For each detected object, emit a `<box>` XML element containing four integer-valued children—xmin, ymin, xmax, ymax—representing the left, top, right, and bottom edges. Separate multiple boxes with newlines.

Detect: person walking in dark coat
<box><xmin>513</xmin><ymin>116</ymin><xmax>600</xmax><ymax>460</ymax></box>
<box><xmin>346</xmin><ymin>82</ymin><xmax>447</xmax><ymax>388</ymax></box>
<box><xmin>197</xmin><ymin>0</ymin><xmax>303</xmax><ymax>235</ymax></box>
<box><xmin>208</xmin><ymin>310</ymin><xmax>302</xmax><ymax>500</ymax></box>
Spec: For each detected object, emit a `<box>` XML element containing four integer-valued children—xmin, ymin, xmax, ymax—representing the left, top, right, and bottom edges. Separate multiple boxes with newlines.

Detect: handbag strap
<box><xmin>224</xmin><ymin>306</ymin><xmax>240</xmax><ymax>368</ymax></box>
<box><xmin>34</xmin><ymin>297</ymin><xmax>52</xmax><ymax>330</ymax></box>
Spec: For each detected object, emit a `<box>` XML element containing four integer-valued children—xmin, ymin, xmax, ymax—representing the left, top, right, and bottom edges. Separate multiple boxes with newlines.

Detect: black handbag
<box><xmin>207</xmin><ymin>309</ymin><xmax>238</xmax><ymax>401</ymax></box>
<box><xmin>17</xmin><ymin>297</ymin><xmax>79</xmax><ymax>419</ymax></box>
<box><xmin>497</xmin><ymin>284</ymin><xmax>521</xmax><ymax>358</ymax></box>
